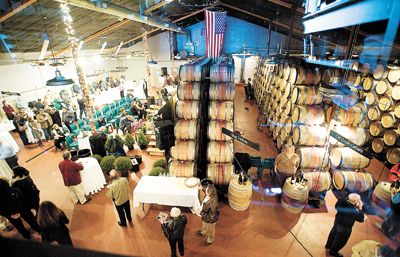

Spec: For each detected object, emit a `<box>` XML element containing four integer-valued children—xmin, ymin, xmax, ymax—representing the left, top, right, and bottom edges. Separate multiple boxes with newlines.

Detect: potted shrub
<box><xmin>124</xmin><ymin>133</ymin><xmax>135</xmax><ymax>150</ymax></box>
<box><xmin>100</xmin><ymin>155</ymin><xmax>117</xmax><ymax>176</ymax></box>
<box><xmin>114</xmin><ymin>156</ymin><xmax>132</xmax><ymax>178</ymax></box>
<box><xmin>105</xmin><ymin>135</ymin><xmax>125</xmax><ymax>155</ymax></box>
<box><xmin>91</xmin><ymin>154</ymin><xmax>103</xmax><ymax>164</ymax></box>
<box><xmin>149</xmin><ymin>166</ymin><xmax>166</xmax><ymax>176</ymax></box>
<box><xmin>135</xmin><ymin>129</ymin><xmax>149</xmax><ymax>150</ymax></box>
<box><xmin>152</xmin><ymin>159</ymin><xmax>167</xmax><ymax>169</ymax></box>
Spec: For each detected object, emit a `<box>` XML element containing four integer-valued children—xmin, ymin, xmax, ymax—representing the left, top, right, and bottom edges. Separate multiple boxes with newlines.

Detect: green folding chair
<box><xmin>65</xmin><ymin>135</ymin><xmax>79</xmax><ymax>150</ymax></box>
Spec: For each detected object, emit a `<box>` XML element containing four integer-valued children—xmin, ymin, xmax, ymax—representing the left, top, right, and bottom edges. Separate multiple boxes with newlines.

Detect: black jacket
<box><xmin>0</xmin><ymin>187</ymin><xmax>24</xmax><ymax>218</ymax></box>
<box><xmin>334</xmin><ymin>198</ymin><xmax>364</xmax><ymax>228</ymax></box>
<box><xmin>40</xmin><ymin>212</ymin><xmax>73</xmax><ymax>246</ymax></box>
<box><xmin>12</xmin><ymin>176</ymin><xmax>40</xmax><ymax>210</ymax></box>
<box><xmin>163</xmin><ymin>215</ymin><xmax>187</xmax><ymax>240</ymax></box>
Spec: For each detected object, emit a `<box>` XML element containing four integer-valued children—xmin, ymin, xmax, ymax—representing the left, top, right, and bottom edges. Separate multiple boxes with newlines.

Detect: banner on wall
<box><xmin>204</xmin><ymin>10</ymin><xmax>227</xmax><ymax>58</ymax></box>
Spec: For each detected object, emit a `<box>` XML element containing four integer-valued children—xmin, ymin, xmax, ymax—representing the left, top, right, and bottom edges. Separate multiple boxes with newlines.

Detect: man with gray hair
<box><xmin>326</xmin><ymin>193</ymin><xmax>366</xmax><ymax>257</ymax></box>
<box><xmin>161</xmin><ymin>207</ymin><xmax>187</xmax><ymax>257</ymax></box>
<box><xmin>59</xmin><ymin>151</ymin><xmax>90</xmax><ymax>204</ymax></box>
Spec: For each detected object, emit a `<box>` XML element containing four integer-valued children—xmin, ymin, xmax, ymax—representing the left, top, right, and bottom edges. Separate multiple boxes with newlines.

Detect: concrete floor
<box><xmin>1</xmin><ymin>84</ymin><xmax>398</xmax><ymax>257</ymax></box>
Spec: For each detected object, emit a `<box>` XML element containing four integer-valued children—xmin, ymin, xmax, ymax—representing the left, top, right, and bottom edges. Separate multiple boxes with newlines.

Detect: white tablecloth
<box><xmin>78</xmin><ymin>157</ymin><xmax>106</xmax><ymax>195</ymax></box>
<box><xmin>133</xmin><ymin>176</ymin><xmax>200</xmax><ymax>208</ymax></box>
<box><xmin>0</xmin><ymin>160</ymin><xmax>13</xmax><ymax>181</ymax></box>
<box><xmin>78</xmin><ymin>136</ymin><xmax>92</xmax><ymax>153</ymax></box>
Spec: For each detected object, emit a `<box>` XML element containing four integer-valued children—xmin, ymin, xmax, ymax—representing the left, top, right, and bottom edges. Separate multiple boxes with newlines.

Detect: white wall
<box><xmin>233</xmin><ymin>56</ymin><xmax>259</xmax><ymax>83</ymax></box>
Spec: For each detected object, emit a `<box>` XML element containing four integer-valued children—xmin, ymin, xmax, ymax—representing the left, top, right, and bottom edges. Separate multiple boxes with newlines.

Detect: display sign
<box><xmin>1</xmin><ymin>91</ymin><xmax>20</xmax><ymax>96</ymax></box>
<box><xmin>222</xmin><ymin>127</ymin><xmax>260</xmax><ymax>151</ymax></box>
<box><xmin>330</xmin><ymin>130</ymin><xmax>373</xmax><ymax>159</ymax></box>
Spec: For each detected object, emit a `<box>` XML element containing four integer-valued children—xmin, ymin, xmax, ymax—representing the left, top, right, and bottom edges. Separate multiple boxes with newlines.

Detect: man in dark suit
<box><xmin>162</xmin><ymin>207</ymin><xmax>187</xmax><ymax>257</ymax></box>
<box><xmin>326</xmin><ymin>193</ymin><xmax>366</xmax><ymax>257</ymax></box>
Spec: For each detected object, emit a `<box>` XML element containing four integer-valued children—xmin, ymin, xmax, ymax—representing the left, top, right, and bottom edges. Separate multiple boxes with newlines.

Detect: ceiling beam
<box><xmin>47</xmin><ymin>19</ymin><xmax>130</xmax><ymax>58</ymax></box>
<box><xmin>219</xmin><ymin>2</ymin><xmax>304</xmax><ymax>35</ymax></box>
<box><xmin>0</xmin><ymin>0</ymin><xmax>37</xmax><ymax>23</ymax></box>
<box><xmin>266</xmin><ymin>0</ymin><xmax>304</xmax><ymax>14</ymax></box>
<box><xmin>111</xmin><ymin>2</ymin><xmax>219</xmax><ymax>51</ymax></box>
<box><xmin>144</xmin><ymin>0</ymin><xmax>175</xmax><ymax>15</ymax></box>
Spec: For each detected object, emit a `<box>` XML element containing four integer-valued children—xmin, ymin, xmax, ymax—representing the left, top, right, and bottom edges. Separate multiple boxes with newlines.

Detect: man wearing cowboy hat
<box><xmin>161</xmin><ymin>207</ymin><xmax>187</xmax><ymax>257</ymax></box>
<box><xmin>326</xmin><ymin>193</ymin><xmax>366</xmax><ymax>257</ymax></box>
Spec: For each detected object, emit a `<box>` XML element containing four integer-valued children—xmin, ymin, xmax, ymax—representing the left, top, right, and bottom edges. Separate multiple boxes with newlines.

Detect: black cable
<box><xmin>37</xmin><ymin>0</ymin><xmax>57</xmax><ymax>63</ymax></box>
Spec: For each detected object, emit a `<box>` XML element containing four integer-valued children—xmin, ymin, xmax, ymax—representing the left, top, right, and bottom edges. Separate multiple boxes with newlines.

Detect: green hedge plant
<box><xmin>152</xmin><ymin>159</ymin><xmax>167</xmax><ymax>169</ymax></box>
<box><xmin>149</xmin><ymin>167</ymin><xmax>166</xmax><ymax>176</ymax></box>
<box><xmin>100</xmin><ymin>155</ymin><xmax>117</xmax><ymax>176</ymax></box>
<box><xmin>114</xmin><ymin>156</ymin><xmax>132</xmax><ymax>177</ymax></box>
<box><xmin>91</xmin><ymin>154</ymin><xmax>103</xmax><ymax>164</ymax></box>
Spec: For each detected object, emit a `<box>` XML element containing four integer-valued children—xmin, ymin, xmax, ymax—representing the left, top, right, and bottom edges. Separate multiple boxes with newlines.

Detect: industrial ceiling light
<box><xmin>46</xmin><ymin>69</ymin><xmax>74</xmax><ymax>86</ymax></box>
<box><xmin>38</xmin><ymin>0</ymin><xmax>74</xmax><ymax>87</ymax></box>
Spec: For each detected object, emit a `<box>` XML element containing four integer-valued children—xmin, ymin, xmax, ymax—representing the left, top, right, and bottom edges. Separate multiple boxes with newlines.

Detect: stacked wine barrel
<box><xmin>169</xmin><ymin>58</ymin><xmax>210</xmax><ymax>177</ymax></box>
<box><xmin>363</xmin><ymin>64</ymin><xmax>400</xmax><ymax>165</ymax></box>
<box><xmin>207</xmin><ymin>59</ymin><xmax>235</xmax><ymax>186</ymax></box>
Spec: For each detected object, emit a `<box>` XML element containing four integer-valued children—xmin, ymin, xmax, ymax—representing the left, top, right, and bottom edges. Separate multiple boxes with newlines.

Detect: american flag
<box><xmin>205</xmin><ymin>10</ymin><xmax>227</xmax><ymax>58</ymax></box>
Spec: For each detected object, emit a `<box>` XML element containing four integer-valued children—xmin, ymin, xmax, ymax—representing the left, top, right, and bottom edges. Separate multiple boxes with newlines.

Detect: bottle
<box><xmin>238</xmin><ymin>173</ymin><xmax>243</xmax><ymax>185</ymax></box>
<box><xmin>243</xmin><ymin>173</ymin><xmax>248</xmax><ymax>184</ymax></box>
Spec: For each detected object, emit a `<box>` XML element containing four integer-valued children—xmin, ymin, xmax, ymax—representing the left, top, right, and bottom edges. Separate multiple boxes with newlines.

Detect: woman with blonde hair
<box><xmin>28</xmin><ymin>116</ymin><xmax>44</xmax><ymax>146</ymax></box>
<box><xmin>37</xmin><ymin>201</ymin><xmax>73</xmax><ymax>246</ymax></box>
<box><xmin>198</xmin><ymin>184</ymin><xmax>220</xmax><ymax>246</ymax></box>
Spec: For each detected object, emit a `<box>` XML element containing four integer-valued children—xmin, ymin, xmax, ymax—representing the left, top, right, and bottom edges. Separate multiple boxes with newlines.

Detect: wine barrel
<box><xmin>392</xmin><ymin>85</ymin><xmax>400</xmax><ymax>101</ymax></box>
<box><xmin>175</xmin><ymin>101</ymin><xmax>200</xmax><ymax>120</ymax></box>
<box><xmin>170</xmin><ymin>140</ymin><xmax>198</xmax><ymax>161</ymax></box>
<box><xmin>291</xmin><ymin>86</ymin><xmax>323</xmax><ymax>105</ymax></box>
<box><xmin>284</xmin><ymin>117</ymin><xmax>293</xmax><ymax>134</ymax></box>
<box><xmin>370</xmin><ymin>121</ymin><xmax>384</xmax><ymax>137</ymax></box>
<box><xmin>381</xmin><ymin>112</ymin><xmax>399</xmax><ymax>128</ymax></box>
<box><xmin>332</xmin><ymin>171</ymin><xmax>374</xmax><ymax>192</ymax></box>
<box><xmin>383</xmin><ymin>129</ymin><xmax>399</xmax><ymax>146</ymax></box>
<box><xmin>208</xmin><ymin>120</ymin><xmax>233</xmax><ymax>141</ymax></box>
<box><xmin>330</xmin><ymin>126</ymin><xmax>368</xmax><ymax>146</ymax></box>
<box><xmin>296</xmin><ymin>147</ymin><xmax>329</xmax><ymax>169</ymax></box>
<box><xmin>330</xmin><ymin>147</ymin><xmax>370</xmax><ymax>169</ymax></box>
<box><xmin>209</xmin><ymin>83</ymin><xmax>235</xmax><ymax>101</ymax></box>
<box><xmin>387</xmin><ymin>147</ymin><xmax>400</xmax><ymax>164</ymax></box>
<box><xmin>174</xmin><ymin>120</ymin><xmax>199</xmax><ymax>140</ymax></box>
<box><xmin>210</xmin><ymin>64</ymin><xmax>235</xmax><ymax>83</ymax></box>
<box><xmin>337</xmin><ymin>106</ymin><xmax>364</xmax><ymax>126</ymax></box>
<box><xmin>303</xmin><ymin>171</ymin><xmax>331</xmax><ymax>192</ymax></box>
<box><xmin>281</xmin><ymin>177</ymin><xmax>309</xmax><ymax>213</ymax></box>
<box><xmin>371</xmin><ymin>182</ymin><xmax>392</xmax><ymax>217</ymax></box>
<box><xmin>352</xmin><ymin>61</ymin><xmax>360</xmax><ymax>72</ymax></box>
<box><xmin>207</xmin><ymin>141</ymin><xmax>234</xmax><ymax>163</ymax></box>
<box><xmin>376</xmin><ymin>79</ymin><xmax>392</xmax><ymax>95</ymax></box>
<box><xmin>228</xmin><ymin>175</ymin><xmax>252</xmax><ymax>211</ymax></box>
<box><xmin>373</xmin><ymin>64</ymin><xmax>389</xmax><ymax>80</ymax></box>
<box><xmin>283</xmin><ymin>62</ymin><xmax>291</xmax><ymax>81</ymax></box>
<box><xmin>365</xmin><ymin>92</ymin><xmax>379</xmax><ymax>106</ymax></box>
<box><xmin>379</xmin><ymin>95</ymin><xmax>394</xmax><ymax>111</ymax></box>
<box><xmin>284</xmin><ymin>82</ymin><xmax>293</xmax><ymax>98</ymax></box>
<box><xmin>360</xmin><ymin>63</ymin><xmax>371</xmax><ymax>76</ymax></box>
<box><xmin>292</xmin><ymin>105</ymin><xmax>325</xmax><ymax>125</ymax></box>
<box><xmin>179</xmin><ymin>64</ymin><xmax>204</xmax><ymax>82</ymax></box>
<box><xmin>168</xmin><ymin>160</ymin><xmax>196</xmax><ymax>177</ymax></box>
<box><xmin>388</xmin><ymin>68</ymin><xmax>400</xmax><ymax>84</ymax></box>
<box><xmin>278</xmin><ymin>63</ymin><xmax>284</xmax><ymax>77</ymax></box>
<box><xmin>371</xmin><ymin>138</ymin><xmax>385</xmax><ymax>153</ymax></box>
<box><xmin>209</xmin><ymin>101</ymin><xmax>234</xmax><ymax>121</ymax></box>
<box><xmin>284</xmin><ymin>100</ymin><xmax>293</xmax><ymax>115</ymax></box>
<box><xmin>362</xmin><ymin>77</ymin><xmax>376</xmax><ymax>91</ymax></box>
<box><xmin>322</xmin><ymin>68</ymin><xmax>339</xmax><ymax>84</ymax></box>
<box><xmin>289</xmin><ymin>65</ymin><xmax>305</xmax><ymax>85</ymax></box>
<box><xmin>367</xmin><ymin>106</ymin><xmax>381</xmax><ymax>121</ymax></box>
<box><xmin>177</xmin><ymin>82</ymin><xmax>201</xmax><ymax>100</ymax></box>
<box><xmin>304</xmin><ymin>68</ymin><xmax>322</xmax><ymax>85</ymax></box>
<box><xmin>345</xmin><ymin>70</ymin><xmax>360</xmax><ymax>86</ymax></box>
<box><xmin>207</xmin><ymin>163</ymin><xmax>234</xmax><ymax>185</ymax></box>
<box><xmin>292</xmin><ymin>125</ymin><xmax>327</xmax><ymax>146</ymax></box>
<box><xmin>395</xmin><ymin>103</ymin><xmax>400</xmax><ymax>118</ymax></box>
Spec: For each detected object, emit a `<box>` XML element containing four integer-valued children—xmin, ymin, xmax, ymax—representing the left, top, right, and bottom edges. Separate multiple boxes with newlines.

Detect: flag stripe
<box><xmin>205</xmin><ymin>10</ymin><xmax>226</xmax><ymax>58</ymax></box>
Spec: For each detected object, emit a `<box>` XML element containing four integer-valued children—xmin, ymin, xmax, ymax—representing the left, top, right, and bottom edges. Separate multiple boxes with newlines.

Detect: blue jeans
<box><xmin>382</xmin><ymin>209</ymin><xmax>400</xmax><ymax>239</ymax></box>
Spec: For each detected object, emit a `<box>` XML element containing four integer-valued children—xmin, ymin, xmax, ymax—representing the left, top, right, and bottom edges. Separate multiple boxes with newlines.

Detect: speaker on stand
<box><xmin>154</xmin><ymin>120</ymin><xmax>175</xmax><ymax>151</ymax></box>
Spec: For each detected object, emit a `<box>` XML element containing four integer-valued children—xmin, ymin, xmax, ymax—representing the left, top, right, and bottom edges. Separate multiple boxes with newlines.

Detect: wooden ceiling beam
<box><xmin>0</xmin><ymin>0</ymin><xmax>37</xmax><ymax>23</ymax></box>
<box><xmin>47</xmin><ymin>19</ymin><xmax>131</xmax><ymax>58</ymax></box>
<box><xmin>266</xmin><ymin>0</ymin><xmax>304</xmax><ymax>14</ymax></box>
<box><xmin>144</xmin><ymin>0</ymin><xmax>175</xmax><ymax>15</ymax></box>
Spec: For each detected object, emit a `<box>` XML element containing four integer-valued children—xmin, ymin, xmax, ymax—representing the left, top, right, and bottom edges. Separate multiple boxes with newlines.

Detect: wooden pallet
<box><xmin>147</xmin><ymin>147</ymin><xmax>164</xmax><ymax>156</ymax></box>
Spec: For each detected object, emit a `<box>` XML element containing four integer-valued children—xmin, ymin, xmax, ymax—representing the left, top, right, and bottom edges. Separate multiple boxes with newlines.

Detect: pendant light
<box><xmin>38</xmin><ymin>0</ymin><xmax>74</xmax><ymax>87</ymax></box>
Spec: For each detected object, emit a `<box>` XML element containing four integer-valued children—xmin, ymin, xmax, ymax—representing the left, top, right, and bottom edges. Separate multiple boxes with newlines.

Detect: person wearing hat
<box><xmin>161</xmin><ymin>207</ymin><xmax>187</xmax><ymax>257</ymax></box>
<box><xmin>106</xmin><ymin>169</ymin><xmax>132</xmax><ymax>227</ymax></box>
<box><xmin>326</xmin><ymin>193</ymin><xmax>366</xmax><ymax>257</ymax></box>
<box><xmin>351</xmin><ymin>240</ymin><xmax>396</xmax><ymax>257</ymax></box>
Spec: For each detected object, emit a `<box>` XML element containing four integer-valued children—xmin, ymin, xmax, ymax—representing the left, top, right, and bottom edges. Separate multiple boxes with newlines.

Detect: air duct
<box><xmin>53</xmin><ymin>0</ymin><xmax>185</xmax><ymax>34</ymax></box>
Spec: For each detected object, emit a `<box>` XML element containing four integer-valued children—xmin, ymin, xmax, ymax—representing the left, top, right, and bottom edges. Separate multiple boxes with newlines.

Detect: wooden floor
<box><xmin>1</xmin><ymin>85</ymin><xmax>398</xmax><ymax>257</ymax></box>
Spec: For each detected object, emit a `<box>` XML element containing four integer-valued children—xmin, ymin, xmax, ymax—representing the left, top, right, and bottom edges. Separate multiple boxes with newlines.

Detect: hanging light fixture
<box><xmin>38</xmin><ymin>0</ymin><xmax>74</xmax><ymax>87</ymax></box>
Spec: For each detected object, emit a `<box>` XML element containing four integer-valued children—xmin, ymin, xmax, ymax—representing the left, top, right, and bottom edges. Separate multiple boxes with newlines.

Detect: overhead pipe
<box><xmin>53</xmin><ymin>0</ymin><xmax>185</xmax><ymax>34</ymax></box>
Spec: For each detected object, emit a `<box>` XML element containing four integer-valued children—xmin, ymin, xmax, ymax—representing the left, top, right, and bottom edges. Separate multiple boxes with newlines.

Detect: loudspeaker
<box><xmin>155</xmin><ymin>120</ymin><xmax>175</xmax><ymax>150</ymax></box>
<box><xmin>161</xmin><ymin>67</ymin><xmax>168</xmax><ymax>76</ymax></box>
